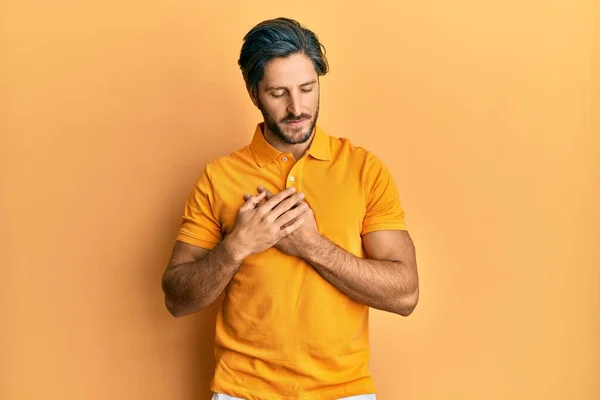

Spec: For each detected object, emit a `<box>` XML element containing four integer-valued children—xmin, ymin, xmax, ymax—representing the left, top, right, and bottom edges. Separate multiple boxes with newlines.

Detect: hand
<box><xmin>243</xmin><ymin>187</ymin><xmax>320</xmax><ymax>259</ymax></box>
<box><xmin>228</xmin><ymin>187</ymin><xmax>307</xmax><ymax>262</ymax></box>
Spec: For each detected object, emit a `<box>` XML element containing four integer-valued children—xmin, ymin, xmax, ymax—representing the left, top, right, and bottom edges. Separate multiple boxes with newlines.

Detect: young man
<box><xmin>162</xmin><ymin>17</ymin><xmax>419</xmax><ymax>400</ymax></box>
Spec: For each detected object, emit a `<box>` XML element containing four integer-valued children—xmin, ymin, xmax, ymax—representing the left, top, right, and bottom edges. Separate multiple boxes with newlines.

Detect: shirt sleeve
<box><xmin>176</xmin><ymin>162</ymin><xmax>223</xmax><ymax>249</ymax></box>
<box><xmin>361</xmin><ymin>153</ymin><xmax>407</xmax><ymax>235</ymax></box>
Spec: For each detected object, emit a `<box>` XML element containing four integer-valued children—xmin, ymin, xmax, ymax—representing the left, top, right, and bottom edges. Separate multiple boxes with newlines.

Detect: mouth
<box><xmin>285</xmin><ymin>119</ymin><xmax>307</xmax><ymax>127</ymax></box>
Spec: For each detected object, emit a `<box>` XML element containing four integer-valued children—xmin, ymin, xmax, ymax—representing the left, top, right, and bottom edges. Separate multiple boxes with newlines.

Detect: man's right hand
<box><xmin>227</xmin><ymin>187</ymin><xmax>308</xmax><ymax>261</ymax></box>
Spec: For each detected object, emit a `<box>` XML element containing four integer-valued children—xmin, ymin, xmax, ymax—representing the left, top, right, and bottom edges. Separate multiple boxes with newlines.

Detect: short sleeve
<box><xmin>177</xmin><ymin>163</ymin><xmax>223</xmax><ymax>249</ymax></box>
<box><xmin>361</xmin><ymin>153</ymin><xmax>407</xmax><ymax>235</ymax></box>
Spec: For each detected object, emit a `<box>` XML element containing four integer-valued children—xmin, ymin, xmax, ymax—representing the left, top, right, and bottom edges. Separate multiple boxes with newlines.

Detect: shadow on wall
<box><xmin>185</xmin><ymin>297</ymin><xmax>224</xmax><ymax>398</ymax></box>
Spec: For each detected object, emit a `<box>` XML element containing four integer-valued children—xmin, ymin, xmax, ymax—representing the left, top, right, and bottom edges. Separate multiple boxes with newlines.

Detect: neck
<box><xmin>263</xmin><ymin>126</ymin><xmax>316</xmax><ymax>161</ymax></box>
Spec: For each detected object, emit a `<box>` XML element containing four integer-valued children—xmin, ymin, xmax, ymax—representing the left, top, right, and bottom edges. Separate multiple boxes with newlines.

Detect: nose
<box><xmin>287</xmin><ymin>92</ymin><xmax>303</xmax><ymax>117</ymax></box>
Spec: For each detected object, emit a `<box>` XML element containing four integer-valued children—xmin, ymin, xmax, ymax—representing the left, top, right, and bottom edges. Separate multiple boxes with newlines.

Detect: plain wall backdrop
<box><xmin>2</xmin><ymin>1</ymin><xmax>598</xmax><ymax>399</ymax></box>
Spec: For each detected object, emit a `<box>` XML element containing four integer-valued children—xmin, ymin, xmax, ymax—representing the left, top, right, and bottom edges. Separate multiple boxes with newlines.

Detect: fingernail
<box><xmin>290</xmin><ymin>187</ymin><xmax>296</xmax><ymax>192</ymax></box>
<box><xmin>299</xmin><ymin>193</ymin><xmax>305</xmax><ymax>199</ymax></box>
<box><xmin>258</xmin><ymin>186</ymin><xmax>264</xmax><ymax>191</ymax></box>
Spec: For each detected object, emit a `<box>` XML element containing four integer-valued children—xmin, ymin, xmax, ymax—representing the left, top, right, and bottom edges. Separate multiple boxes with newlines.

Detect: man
<box><xmin>162</xmin><ymin>17</ymin><xmax>419</xmax><ymax>400</ymax></box>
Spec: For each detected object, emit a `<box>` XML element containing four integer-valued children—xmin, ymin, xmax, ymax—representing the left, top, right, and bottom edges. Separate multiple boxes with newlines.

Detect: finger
<box><xmin>254</xmin><ymin>188</ymin><xmax>272</xmax><ymax>208</ymax></box>
<box><xmin>275</xmin><ymin>202</ymin><xmax>308</xmax><ymax>228</ymax></box>
<box><xmin>291</xmin><ymin>199</ymin><xmax>306</xmax><ymax>209</ymax></box>
<box><xmin>239</xmin><ymin>190</ymin><xmax>266</xmax><ymax>212</ymax></box>
<box><xmin>258</xmin><ymin>186</ymin><xmax>274</xmax><ymax>199</ymax></box>
<box><xmin>243</xmin><ymin>193</ymin><xmax>251</xmax><ymax>201</ymax></box>
<box><xmin>268</xmin><ymin>192</ymin><xmax>305</xmax><ymax>220</ymax></box>
<box><xmin>278</xmin><ymin>218</ymin><xmax>304</xmax><ymax>238</ymax></box>
<box><xmin>257</xmin><ymin>186</ymin><xmax>297</xmax><ymax>213</ymax></box>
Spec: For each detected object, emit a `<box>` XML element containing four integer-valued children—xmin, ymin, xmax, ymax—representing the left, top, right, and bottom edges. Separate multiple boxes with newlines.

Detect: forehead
<box><xmin>260</xmin><ymin>53</ymin><xmax>318</xmax><ymax>89</ymax></box>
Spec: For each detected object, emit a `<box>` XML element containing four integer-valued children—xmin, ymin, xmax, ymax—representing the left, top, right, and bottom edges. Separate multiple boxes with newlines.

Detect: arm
<box><xmin>248</xmin><ymin>187</ymin><xmax>419</xmax><ymax>316</ymax></box>
<box><xmin>161</xmin><ymin>238</ymin><xmax>243</xmax><ymax>317</ymax></box>
<box><xmin>302</xmin><ymin>229</ymin><xmax>419</xmax><ymax>316</ymax></box>
<box><xmin>162</xmin><ymin>187</ymin><xmax>306</xmax><ymax>317</ymax></box>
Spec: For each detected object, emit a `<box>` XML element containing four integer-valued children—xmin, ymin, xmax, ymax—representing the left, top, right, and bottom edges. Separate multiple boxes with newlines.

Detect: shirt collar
<box><xmin>250</xmin><ymin>122</ymin><xmax>331</xmax><ymax>167</ymax></box>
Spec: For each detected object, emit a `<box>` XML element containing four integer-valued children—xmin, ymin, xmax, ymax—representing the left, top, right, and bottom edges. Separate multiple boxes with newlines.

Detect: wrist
<box><xmin>304</xmin><ymin>233</ymin><xmax>327</xmax><ymax>262</ymax></box>
<box><xmin>223</xmin><ymin>232</ymin><xmax>248</xmax><ymax>264</ymax></box>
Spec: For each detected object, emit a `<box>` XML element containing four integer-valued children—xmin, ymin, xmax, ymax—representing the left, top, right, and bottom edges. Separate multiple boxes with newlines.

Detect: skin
<box><xmin>244</xmin><ymin>188</ymin><xmax>419</xmax><ymax>316</ymax></box>
<box><xmin>162</xmin><ymin>52</ymin><xmax>419</xmax><ymax>317</ymax></box>
<box><xmin>251</xmin><ymin>52</ymin><xmax>321</xmax><ymax>160</ymax></box>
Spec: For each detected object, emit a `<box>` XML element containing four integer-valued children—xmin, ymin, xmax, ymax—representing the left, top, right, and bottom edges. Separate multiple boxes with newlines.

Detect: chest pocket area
<box><xmin>309</xmin><ymin>184</ymin><xmax>365</xmax><ymax>257</ymax></box>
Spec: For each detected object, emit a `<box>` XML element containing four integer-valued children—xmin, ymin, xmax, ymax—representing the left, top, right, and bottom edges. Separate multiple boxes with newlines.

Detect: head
<box><xmin>238</xmin><ymin>18</ymin><xmax>329</xmax><ymax>145</ymax></box>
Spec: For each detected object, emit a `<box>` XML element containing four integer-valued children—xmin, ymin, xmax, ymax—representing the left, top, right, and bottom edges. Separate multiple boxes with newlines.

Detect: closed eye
<box><xmin>269</xmin><ymin>85</ymin><xmax>315</xmax><ymax>98</ymax></box>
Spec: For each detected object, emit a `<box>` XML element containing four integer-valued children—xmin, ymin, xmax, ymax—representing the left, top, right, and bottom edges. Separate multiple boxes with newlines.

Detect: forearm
<box><xmin>304</xmin><ymin>235</ymin><xmax>418</xmax><ymax>315</ymax></box>
<box><xmin>162</xmin><ymin>236</ymin><xmax>243</xmax><ymax>317</ymax></box>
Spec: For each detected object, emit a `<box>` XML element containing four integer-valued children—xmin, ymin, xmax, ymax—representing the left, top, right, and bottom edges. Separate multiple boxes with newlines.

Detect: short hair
<box><xmin>238</xmin><ymin>17</ymin><xmax>329</xmax><ymax>92</ymax></box>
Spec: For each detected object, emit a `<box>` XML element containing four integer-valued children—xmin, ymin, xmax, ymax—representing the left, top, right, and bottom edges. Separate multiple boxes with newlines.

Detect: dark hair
<box><xmin>238</xmin><ymin>17</ymin><xmax>329</xmax><ymax>92</ymax></box>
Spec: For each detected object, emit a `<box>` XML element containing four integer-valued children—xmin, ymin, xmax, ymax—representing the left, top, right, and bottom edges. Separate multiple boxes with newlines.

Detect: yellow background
<box><xmin>2</xmin><ymin>1</ymin><xmax>598</xmax><ymax>399</ymax></box>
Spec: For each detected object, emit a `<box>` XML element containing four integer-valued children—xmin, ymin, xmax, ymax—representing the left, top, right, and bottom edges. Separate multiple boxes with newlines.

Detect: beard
<box><xmin>258</xmin><ymin>99</ymin><xmax>319</xmax><ymax>145</ymax></box>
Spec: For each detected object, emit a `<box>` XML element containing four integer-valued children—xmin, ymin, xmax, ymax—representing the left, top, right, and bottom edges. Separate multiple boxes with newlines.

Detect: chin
<box><xmin>282</xmin><ymin>124</ymin><xmax>315</xmax><ymax>144</ymax></box>
<box><xmin>285</xmin><ymin>131</ymin><xmax>312</xmax><ymax>144</ymax></box>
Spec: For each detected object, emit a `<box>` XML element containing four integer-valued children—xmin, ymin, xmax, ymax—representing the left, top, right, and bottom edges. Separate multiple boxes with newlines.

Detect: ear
<box><xmin>247</xmin><ymin>85</ymin><xmax>260</xmax><ymax>109</ymax></box>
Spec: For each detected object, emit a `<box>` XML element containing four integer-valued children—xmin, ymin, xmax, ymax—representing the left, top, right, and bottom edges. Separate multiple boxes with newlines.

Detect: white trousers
<box><xmin>212</xmin><ymin>394</ymin><xmax>376</xmax><ymax>400</ymax></box>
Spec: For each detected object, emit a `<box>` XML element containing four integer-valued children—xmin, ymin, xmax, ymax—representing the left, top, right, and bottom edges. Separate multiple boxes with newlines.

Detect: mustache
<box><xmin>281</xmin><ymin>114</ymin><xmax>311</xmax><ymax>123</ymax></box>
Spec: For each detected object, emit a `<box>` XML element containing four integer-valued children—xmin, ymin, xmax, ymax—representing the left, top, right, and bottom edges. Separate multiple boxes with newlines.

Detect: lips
<box><xmin>286</xmin><ymin>119</ymin><xmax>307</xmax><ymax>125</ymax></box>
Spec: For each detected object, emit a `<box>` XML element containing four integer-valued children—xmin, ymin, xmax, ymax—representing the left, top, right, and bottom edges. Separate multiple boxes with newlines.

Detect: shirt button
<box><xmin>282</xmin><ymin>156</ymin><xmax>288</xmax><ymax>162</ymax></box>
<box><xmin>289</xmin><ymin>176</ymin><xmax>295</xmax><ymax>182</ymax></box>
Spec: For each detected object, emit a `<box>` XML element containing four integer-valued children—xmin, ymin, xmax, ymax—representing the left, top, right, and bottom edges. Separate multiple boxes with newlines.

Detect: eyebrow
<box><xmin>265</xmin><ymin>79</ymin><xmax>317</xmax><ymax>91</ymax></box>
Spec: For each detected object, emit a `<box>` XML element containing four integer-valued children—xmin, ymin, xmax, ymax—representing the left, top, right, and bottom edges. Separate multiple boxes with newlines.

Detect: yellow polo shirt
<box><xmin>177</xmin><ymin>123</ymin><xmax>407</xmax><ymax>400</ymax></box>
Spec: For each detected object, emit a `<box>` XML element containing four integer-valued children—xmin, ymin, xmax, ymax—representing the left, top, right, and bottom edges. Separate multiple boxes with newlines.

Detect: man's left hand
<box><xmin>243</xmin><ymin>187</ymin><xmax>320</xmax><ymax>258</ymax></box>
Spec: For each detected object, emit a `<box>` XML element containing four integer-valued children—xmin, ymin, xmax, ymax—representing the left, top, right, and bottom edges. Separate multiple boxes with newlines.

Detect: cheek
<box><xmin>307</xmin><ymin>93</ymin><xmax>319</xmax><ymax>112</ymax></box>
<box><xmin>262</xmin><ymin>99</ymin><xmax>286</xmax><ymax>120</ymax></box>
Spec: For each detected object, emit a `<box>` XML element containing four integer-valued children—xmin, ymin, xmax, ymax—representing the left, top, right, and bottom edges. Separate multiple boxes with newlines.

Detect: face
<box><xmin>252</xmin><ymin>53</ymin><xmax>320</xmax><ymax>145</ymax></box>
